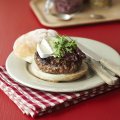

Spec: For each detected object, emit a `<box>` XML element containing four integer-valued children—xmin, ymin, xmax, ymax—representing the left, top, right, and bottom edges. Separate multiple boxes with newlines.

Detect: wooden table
<box><xmin>0</xmin><ymin>0</ymin><xmax>120</xmax><ymax>120</ymax></box>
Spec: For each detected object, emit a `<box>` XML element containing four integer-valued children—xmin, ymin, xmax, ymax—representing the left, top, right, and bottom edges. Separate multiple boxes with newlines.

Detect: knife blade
<box><xmin>78</xmin><ymin>43</ymin><xmax>120</xmax><ymax>77</ymax></box>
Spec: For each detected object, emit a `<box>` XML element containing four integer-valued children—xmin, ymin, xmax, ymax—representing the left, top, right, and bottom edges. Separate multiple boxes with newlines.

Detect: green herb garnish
<box><xmin>51</xmin><ymin>35</ymin><xmax>77</xmax><ymax>58</ymax></box>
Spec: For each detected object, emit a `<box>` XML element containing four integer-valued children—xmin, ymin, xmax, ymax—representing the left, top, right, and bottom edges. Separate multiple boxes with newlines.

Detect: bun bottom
<box><xmin>28</xmin><ymin>60</ymin><xmax>88</xmax><ymax>82</ymax></box>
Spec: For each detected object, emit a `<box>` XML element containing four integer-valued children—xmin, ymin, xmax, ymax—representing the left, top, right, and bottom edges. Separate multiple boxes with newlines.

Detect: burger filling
<box><xmin>34</xmin><ymin>35</ymin><xmax>86</xmax><ymax>74</ymax></box>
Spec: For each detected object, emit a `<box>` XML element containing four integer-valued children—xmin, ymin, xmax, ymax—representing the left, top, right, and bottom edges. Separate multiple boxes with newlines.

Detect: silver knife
<box><xmin>78</xmin><ymin>43</ymin><xmax>120</xmax><ymax>77</ymax></box>
<box><xmin>89</xmin><ymin>59</ymin><xmax>118</xmax><ymax>85</ymax></box>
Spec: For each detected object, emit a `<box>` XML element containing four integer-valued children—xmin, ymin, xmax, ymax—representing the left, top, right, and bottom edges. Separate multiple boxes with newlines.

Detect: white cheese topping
<box><xmin>37</xmin><ymin>38</ymin><xmax>53</xmax><ymax>58</ymax></box>
<box><xmin>36</xmin><ymin>29</ymin><xmax>57</xmax><ymax>58</ymax></box>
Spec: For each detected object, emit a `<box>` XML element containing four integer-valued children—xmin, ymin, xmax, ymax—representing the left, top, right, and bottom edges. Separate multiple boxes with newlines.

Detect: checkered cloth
<box><xmin>0</xmin><ymin>66</ymin><xmax>120</xmax><ymax>118</ymax></box>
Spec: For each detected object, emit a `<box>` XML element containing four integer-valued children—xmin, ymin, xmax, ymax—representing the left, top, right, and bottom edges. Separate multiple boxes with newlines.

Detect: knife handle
<box><xmin>91</xmin><ymin>60</ymin><xmax>118</xmax><ymax>85</ymax></box>
<box><xmin>100</xmin><ymin>58</ymin><xmax>120</xmax><ymax>77</ymax></box>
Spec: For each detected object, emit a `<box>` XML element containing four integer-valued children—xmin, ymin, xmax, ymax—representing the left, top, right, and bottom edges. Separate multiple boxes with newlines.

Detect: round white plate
<box><xmin>6</xmin><ymin>37</ymin><xmax>120</xmax><ymax>92</ymax></box>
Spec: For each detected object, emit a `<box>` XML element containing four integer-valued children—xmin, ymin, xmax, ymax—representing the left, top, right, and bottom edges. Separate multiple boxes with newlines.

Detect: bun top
<box><xmin>13</xmin><ymin>29</ymin><xmax>58</xmax><ymax>63</ymax></box>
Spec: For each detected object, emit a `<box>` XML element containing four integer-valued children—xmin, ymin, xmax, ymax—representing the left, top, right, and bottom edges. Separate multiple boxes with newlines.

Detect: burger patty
<box><xmin>34</xmin><ymin>48</ymin><xmax>86</xmax><ymax>74</ymax></box>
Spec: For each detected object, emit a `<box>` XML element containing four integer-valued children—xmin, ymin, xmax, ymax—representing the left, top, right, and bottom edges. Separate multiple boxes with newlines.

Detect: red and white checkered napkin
<box><xmin>0</xmin><ymin>66</ymin><xmax>120</xmax><ymax>118</ymax></box>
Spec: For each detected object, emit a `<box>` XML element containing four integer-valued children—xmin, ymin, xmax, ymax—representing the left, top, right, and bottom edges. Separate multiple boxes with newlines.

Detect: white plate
<box><xmin>6</xmin><ymin>37</ymin><xmax>120</xmax><ymax>92</ymax></box>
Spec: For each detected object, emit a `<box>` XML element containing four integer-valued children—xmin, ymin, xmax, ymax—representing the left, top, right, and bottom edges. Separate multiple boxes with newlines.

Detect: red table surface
<box><xmin>0</xmin><ymin>0</ymin><xmax>120</xmax><ymax>120</ymax></box>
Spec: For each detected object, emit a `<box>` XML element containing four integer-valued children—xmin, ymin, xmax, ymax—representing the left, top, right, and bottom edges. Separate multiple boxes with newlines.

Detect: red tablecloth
<box><xmin>0</xmin><ymin>0</ymin><xmax>120</xmax><ymax>120</ymax></box>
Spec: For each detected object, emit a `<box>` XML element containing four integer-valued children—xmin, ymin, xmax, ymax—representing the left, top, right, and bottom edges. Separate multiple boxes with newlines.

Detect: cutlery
<box><xmin>78</xmin><ymin>43</ymin><xmax>120</xmax><ymax>77</ymax></box>
<box><xmin>90</xmin><ymin>14</ymin><xmax>105</xmax><ymax>19</ymax></box>
<box><xmin>88</xmin><ymin>59</ymin><xmax>118</xmax><ymax>85</ymax></box>
<box><xmin>48</xmin><ymin>12</ymin><xmax>74</xmax><ymax>21</ymax></box>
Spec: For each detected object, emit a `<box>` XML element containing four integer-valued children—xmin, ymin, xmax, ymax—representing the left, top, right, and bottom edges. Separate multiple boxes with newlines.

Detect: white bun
<box><xmin>28</xmin><ymin>60</ymin><xmax>88</xmax><ymax>82</ymax></box>
<box><xmin>13</xmin><ymin>29</ymin><xmax>58</xmax><ymax>63</ymax></box>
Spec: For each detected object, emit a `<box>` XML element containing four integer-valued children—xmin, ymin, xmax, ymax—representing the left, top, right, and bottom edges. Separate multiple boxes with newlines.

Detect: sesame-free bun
<box><xmin>28</xmin><ymin>59</ymin><xmax>88</xmax><ymax>82</ymax></box>
<box><xmin>13</xmin><ymin>29</ymin><xmax>57</xmax><ymax>63</ymax></box>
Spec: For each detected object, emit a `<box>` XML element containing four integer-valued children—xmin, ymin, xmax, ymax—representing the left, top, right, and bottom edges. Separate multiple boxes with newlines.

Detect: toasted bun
<box><xmin>27</xmin><ymin>60</ymin><xmax>88</xmax><ymax>82</ymax></box>
<box><xmin>13</xmin><ymin>29</ymin><xmax>58</xmax><ymax>63</ymax></box>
